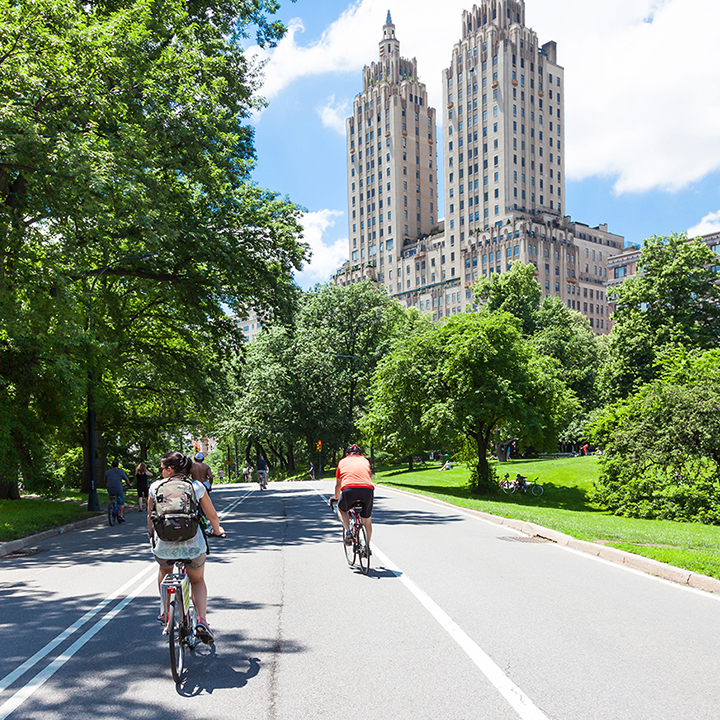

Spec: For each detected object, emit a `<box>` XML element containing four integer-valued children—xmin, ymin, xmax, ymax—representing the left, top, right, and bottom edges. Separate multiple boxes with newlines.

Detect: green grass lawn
<box><xmin>376</xmin><ymin>457</ymin><xmax>720</xmax><ymax>580</ymax></box>
<box><xmin>0</xmin><ymin>489</ymin><xmax>107</xmax><ymax>543</ymax></box>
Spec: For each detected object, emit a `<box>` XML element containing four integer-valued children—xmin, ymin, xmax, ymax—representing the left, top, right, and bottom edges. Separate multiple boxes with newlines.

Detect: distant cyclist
<box><xmin>191</xmin><ymin>452</ymin><xmax>213</xmax><ymax>492</ymax></box>
<box><xmin>104</xmin><ymin>459</ymin><xmax>130</xmax><ymax>523</ymax></box>
<box><xmin>257</xmin><ymin>455</ymin><xmax>268</xmax><ymax>487</ymax></box>
<box><xmin>148</xmin><ymin>451</ymin><xmax>224</xmax><ymax>644</ymax></box>
<box><xmin>333</xmin><ymin>444</ymin><xmax>374</xmax><ymax>550</ymax></box>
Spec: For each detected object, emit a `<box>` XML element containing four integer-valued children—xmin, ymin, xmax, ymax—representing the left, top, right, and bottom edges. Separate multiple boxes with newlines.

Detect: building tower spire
<box><xmin>386</xmin><ymin>10</ymin><xmax>392</xmax><ymax>24</ymax></box>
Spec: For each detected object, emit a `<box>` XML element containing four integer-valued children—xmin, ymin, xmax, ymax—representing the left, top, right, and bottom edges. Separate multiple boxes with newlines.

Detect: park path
<box><xmin>2</xmin><ymin>481</ymin><xmax>720</xmax><ymax>719</ymax></box>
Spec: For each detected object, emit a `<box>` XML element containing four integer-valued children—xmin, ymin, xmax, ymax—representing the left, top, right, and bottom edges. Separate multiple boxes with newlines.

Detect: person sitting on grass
<box><xmin>439</xmin><ymin>460</ymin><xmax>452</xmax><ymax>471</ymax></box>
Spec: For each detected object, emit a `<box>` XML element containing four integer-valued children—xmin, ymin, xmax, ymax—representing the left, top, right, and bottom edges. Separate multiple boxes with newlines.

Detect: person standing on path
<box><xmin>134</xmin><ymin>462</ymin><xmax>154</xmax><ymax>512</ymax></box>
<box><xmin>104</xmin><ymin>460</ymin><xmax>130</xmax><ymax>523</ymax></box>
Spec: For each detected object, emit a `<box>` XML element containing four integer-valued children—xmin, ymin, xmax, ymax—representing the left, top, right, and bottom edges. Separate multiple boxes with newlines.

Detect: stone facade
<box><xmin>333</xmin><ymin>2</ymin><xmax>623</xmax><ymax>334</ymax></box>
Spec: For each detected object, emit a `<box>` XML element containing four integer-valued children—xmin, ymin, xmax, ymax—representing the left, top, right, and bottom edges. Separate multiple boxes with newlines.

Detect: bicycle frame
<box><xmin>160</xmin><ymin>565</ymin><xmax>191</xmax><ymax>621</ymax></box>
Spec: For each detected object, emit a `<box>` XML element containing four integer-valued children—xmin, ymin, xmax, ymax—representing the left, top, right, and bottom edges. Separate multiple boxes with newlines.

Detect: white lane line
<box><xmin>0</xmin><ymin>571</ymin><xmax>157</xmax><ymax>720</ymax></box>
<box><xmin>0</xmin><ymin>485</ymin><xmax>253</xmax><ymax>711</ymax></box>
<box><xmin>0</xmin><ymin>562</ymin><xmax>157</xmax><ymax>695</ymax></box>
<box><xmin>217</xmin><ymin>487</ymin><xmax>255</xmax><ymax>519</ymax></box>
<box><xmin>315</xmin><ymin>487</ymin><xmax>550</xmax><ymax>720</ymax></box>
<box><xmin>371</xmin><ymin>545</ymin><xmax>550</xmax><ymax>720</ymax></box>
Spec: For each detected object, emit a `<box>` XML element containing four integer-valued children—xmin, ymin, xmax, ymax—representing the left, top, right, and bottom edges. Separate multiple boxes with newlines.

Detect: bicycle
<box><xmin>258</xmin><ymin>470</ymin><xmax>268</xmax><ymax>490</ymax></box>
<box><xmin>158</xmin><ymin>530</ymin><xmax>226</xmax><ymax>684</ymax></box>
<box><xmin>107</xmin><ymin>495</ymin><xmax>120</xmax><ymax>526</ymax></box>
<box><xmin>160</xmin><ymin>560</ymin><xmax>199</xmax><ymax>684</ymax></box>
<box><xmin>500</xmin><ymin>473</ymin><xmax>544</xmax><ymax>496</ymax></box>
<box><xmin>330</xmin><ymin>498</ymin><xmax>370</xmax><ymax>575</ymax></box>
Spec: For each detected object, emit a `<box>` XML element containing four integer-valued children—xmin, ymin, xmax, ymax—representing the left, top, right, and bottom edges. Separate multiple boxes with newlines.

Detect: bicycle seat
<box><xmin>352</xmin><ymin>500</ymin><xmax>365</xmax><ymax>510</ymax></box>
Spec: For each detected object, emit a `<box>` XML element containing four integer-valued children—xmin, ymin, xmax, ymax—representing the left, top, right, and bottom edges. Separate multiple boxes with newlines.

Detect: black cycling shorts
<box><xmin>338</xmin><ymin>487</ymin><xmax>374</xmax><ymax>518</ymax></box>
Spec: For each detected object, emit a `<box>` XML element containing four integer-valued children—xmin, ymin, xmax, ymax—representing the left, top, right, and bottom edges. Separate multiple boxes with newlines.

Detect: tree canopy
<box><xmin>600</xmin><ymin>233</ymin><xmax>720</xmax><ymax>400</ymax></box>
<box><xmin>0</xmin><ymin>0</ymin><xmax>306</xmax><ymax>497</ymax></box>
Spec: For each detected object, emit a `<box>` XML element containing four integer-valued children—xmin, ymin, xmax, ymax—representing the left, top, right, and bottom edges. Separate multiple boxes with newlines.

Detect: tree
<box><xmin>472</xmin><ymin>262</ymin><xmax>541</xmax><ymax>335</ymax></box>
<box><xmin>364</xmin><ymin>310</ymin><xmax>577</xmax><ymax>492</ymax></box>
<box><xmin>438</xmin><ymin>312</ymin><xmax>577</xmax><ymax>492</ymax></box>
<box><xmin>591</xmin><ymin>348</ymin><xmax>720</xmax><ymax>522</ymax></box>
<box><xmin>361</xmin><ymin>313</ymin><xmax>454</xmax><ymax>469</ymax></box>
<box><xmin>532</xmin><ymin>296</ymin><xmax>601</xmax><ymax>409</ymax></box>
<box><xmin>0</xmin><ymin>0</ymin><xmax>307</xmax><ymax>498</ymax></box>
<box><xmin>600</xmin><ymin>233</ymin><xmax>720</xmax><ymax>400</ymax></box>
<box><xmin>297</xmin><ymin>282</ymin><xmax>405</xmax><ymax>445</ymax></box>
<box><xmin>217</xmin><ymin>282</ymin><xmax>406</xmax><ymax>472</ymax></box>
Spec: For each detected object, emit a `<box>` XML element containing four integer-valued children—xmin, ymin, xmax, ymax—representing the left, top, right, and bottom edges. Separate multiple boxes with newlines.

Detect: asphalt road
<box><xmin>3</xmin><ymin>481</ymin><xmax>720</xmax><ymax>720</ymax></box>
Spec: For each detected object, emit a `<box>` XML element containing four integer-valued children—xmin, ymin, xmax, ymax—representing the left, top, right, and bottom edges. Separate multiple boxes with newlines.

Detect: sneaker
<box><xmin>117</xmin><ymin>516</ymin><xmax>126</xmax><ymax>523</ymax></box>
<box><xmin>344</xmin><ymin>531</ymin><xmax>353</xmax><ymax>546</ymax></box>
<box><xmin>195</xmin><ymin>618</ymin><xmax>215</xmax><ymax>645</ymax></box>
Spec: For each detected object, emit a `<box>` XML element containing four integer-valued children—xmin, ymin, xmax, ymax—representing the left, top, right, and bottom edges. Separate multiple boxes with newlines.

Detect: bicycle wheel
<box><xmin>357</xmin><ymin>523</ymin><xmax>370</xmax><ymax>575</ymax></box>
<box><xmin>532</xmin><ymin>483</ymin><xmax>544</xmax><ymax>497</ymax></box>
<box><xmin>107</xmin><ymin>502</ymin><xmax>116</xmax><ymax>526</ymax></box>
<box><xmin>343</xmin><ymin>525</ymin><xmax>355</xmax><ymax>566</ymax></box>
<box><xmin>500</xmin><ymin>481</ymin><xmax>513</xmax><ymax>495</ymax></box>
<box><xmin>168</xmin><ymin>600</ymin><xmax>185</xmax><ymax>683</ymax></box>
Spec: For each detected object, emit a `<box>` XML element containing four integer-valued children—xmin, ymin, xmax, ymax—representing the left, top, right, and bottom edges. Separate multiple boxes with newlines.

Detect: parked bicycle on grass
<box><xmin>500</xmin><ymin>473</ymin><xmax>544</xmax><ymax>496</ymax></box>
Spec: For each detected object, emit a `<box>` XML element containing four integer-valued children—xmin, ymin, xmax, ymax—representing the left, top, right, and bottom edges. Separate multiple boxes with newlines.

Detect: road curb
<box><xmin>0</xmin><ymin>514</ymin><xmax>106</xmax><ymax>557</ymax></box>
<box><xmin>378</xmin><ymin>483</ymin><xmax>720</xmax><ymax>595</ymax></box>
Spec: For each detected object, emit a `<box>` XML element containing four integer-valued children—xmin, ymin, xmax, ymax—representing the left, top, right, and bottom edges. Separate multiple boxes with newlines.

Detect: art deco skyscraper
<box><xmin>333</xmin><ymin>4</ymin><xmax>623</xmax><ymax>334</ymax></box>
<box><xmin>442</xmin><ymin>0</ymin><xmax>565</xmax><ymax>239</ymax></box>
<box><xmin>342</xmin><ymin>13</ymin><xmax>438</xmax><ymax>291</ymax></box>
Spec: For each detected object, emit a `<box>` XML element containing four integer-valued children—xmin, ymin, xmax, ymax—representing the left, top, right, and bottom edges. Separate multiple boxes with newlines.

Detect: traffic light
<box><xmin>316</xmin><ymin>440</ymin><xmax>322</xmax><ymax>452</ymax></box>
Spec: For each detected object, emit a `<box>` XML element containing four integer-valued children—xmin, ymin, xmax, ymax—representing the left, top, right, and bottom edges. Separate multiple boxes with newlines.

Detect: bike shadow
<box><xmin>177</xmin><ymin>652</ymin><xmax>261</xmax><ymax>696</ymax></box>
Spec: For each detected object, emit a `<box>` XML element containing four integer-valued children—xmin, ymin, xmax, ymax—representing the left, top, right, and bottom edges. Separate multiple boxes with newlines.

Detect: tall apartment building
<box><xmin>339</xmin><ymin>12</ymin><xmax>439</xmax><ymax>285</ymax></box>
<box><xmin>333</xmin><ymin>2</ymin><xmax>624</xmax><ymax>334</ymax></box>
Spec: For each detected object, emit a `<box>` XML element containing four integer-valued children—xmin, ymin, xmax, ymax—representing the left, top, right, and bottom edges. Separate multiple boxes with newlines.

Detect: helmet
<box><xmin>194</xmin><ymin>452</ymin><xmax>204</xmax><ymax>461</ymax></box>
<box><xmin>347</xmin><ymin>444</ymin><xmax>363</xmax><ymax>456</ymax></box>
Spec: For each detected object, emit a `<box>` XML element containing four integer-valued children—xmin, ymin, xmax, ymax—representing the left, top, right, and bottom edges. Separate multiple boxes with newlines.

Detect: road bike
<box><xmin>258</xmin><ymin>470</ymin><xmax>268</xmax><ymax>490</ymax></box>
<box><xmin>500</xmin><ymin>473</ymin><xmax>544</xmax><ymax>496</ymax></box>
<box><xmin>107</xmin><ymin>495</ymin><xmax>120</xmax><ymax>526</ymax></box>
<box><xmin>330</xmin><ymin>498</ymin><xmax>370</xmax><ymax>575</ymax></box>
<box><xmin>160</xmin><ymin>561</ymin><xmax>199</xmax><ymax>683</ymax></box>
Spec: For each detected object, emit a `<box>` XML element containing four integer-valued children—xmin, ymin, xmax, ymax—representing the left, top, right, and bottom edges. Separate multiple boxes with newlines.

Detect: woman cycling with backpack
<box><xmin>148</xmin><ymin>451</ymin><xmax>225</xmax><ymax>644</ymax></box>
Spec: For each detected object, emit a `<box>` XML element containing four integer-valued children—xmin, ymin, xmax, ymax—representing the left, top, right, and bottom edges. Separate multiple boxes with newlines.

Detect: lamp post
<box><xmin>335</xmin><ymin>354</ymin><xmax>375</xmax><ymax>474</ymax></box>
<box><xmin>86</xmin><ymin>253</ymin><xmax>157</xmax><ymax>511</ymax></box>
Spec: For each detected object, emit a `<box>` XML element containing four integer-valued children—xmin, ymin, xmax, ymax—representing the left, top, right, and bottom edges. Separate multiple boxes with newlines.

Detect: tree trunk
<box><xmin>472</xmin><ymin>428</ymin><xmax>493</xmax><ymax>494</ymax></box>
<box><xmin>0</xmin><ymin>464</ymin><xmax>20</xmax><ymax>499</ymax></box>
<box><xmin>287</xmin><ymin>443</ymin><xmax>295</xmax><ymax>473</ymax></box>
<box><xmin>408</xmin><ymin>454</ymin><xmax>414</xmax><ymax>471</ymax></box>
<box><xmin>82</xmin><ymin>424</ymin><xmax>92</xmax><ymax>493</ymax></box>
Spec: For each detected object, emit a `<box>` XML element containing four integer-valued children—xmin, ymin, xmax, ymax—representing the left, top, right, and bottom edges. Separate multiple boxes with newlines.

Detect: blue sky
<box><xmin>247</xmin><ymin>0</ymin><xmax>720</xmax><ymax>290</ymax></box>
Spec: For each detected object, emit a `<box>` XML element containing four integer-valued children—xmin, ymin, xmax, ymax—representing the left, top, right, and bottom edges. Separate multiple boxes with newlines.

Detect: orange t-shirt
<box><xmin>336</xmin><ymin>455</ymin><xmax>374</xmax><ymax>490</ymax></box>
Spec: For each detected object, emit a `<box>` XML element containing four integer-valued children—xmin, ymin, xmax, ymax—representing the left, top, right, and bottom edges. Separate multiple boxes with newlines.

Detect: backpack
<box><xmin>151</xmin><ymin>476</ymin><xmax>200</xmax><ymax>542</ymax></box>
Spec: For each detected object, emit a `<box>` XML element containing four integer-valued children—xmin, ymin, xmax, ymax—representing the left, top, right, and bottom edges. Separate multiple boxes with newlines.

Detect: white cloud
<box><xmin>295</xmin><ymin>209</ymin><xmax>348</xmax><ymax>288</ymax></box>
<box><xmin>318</xmin><ymin>95</ymin><xmax>350</xmax><ymax>135</ymax></box>
<box><xmin>250</xmin><ymin>0</ymin><xmax>720</xmax><ymax>194</ymax></box>
<box><xmin>688</xmin><ymin>210</ymin><xmax>720</xmax><ymax>238</ymax></box>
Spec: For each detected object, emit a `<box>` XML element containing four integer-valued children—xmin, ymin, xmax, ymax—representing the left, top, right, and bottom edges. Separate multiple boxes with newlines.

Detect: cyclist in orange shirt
<box><xmin>333</xmin><ymin>444</ymin><xmax>374</xmax><ymax>549</ymax></box>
